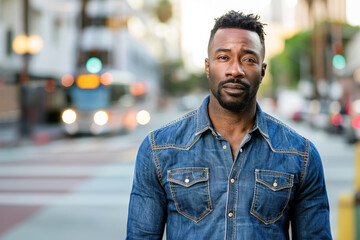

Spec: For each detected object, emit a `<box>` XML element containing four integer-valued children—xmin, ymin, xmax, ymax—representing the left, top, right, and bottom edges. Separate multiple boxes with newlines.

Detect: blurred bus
<box><xmin>61</xmin><ymin>70</ymin><xmax>150</xmax><ymax>135</ymax></box>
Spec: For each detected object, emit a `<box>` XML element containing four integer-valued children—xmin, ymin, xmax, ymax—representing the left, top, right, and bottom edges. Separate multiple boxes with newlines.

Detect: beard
<box><xmin>209</xmin><ymin>74</ymin><xmax>259</xmax><ymax>113</ymax></box>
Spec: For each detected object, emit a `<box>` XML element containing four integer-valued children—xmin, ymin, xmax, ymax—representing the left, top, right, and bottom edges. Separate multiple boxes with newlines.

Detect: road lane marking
<box><xmin>0</xmin><ymin>179</ymin><xmax>85</xmax><ymax>191</ymax></box>
<box><xmin>0</xmin><ymin>193</ymin><xmax>131</xmax><ymax>206</ymax></box>
<box><xmin>0</xmin><ymin>164</ymin><xmax>135</xmax><ymax>177</ymax></box>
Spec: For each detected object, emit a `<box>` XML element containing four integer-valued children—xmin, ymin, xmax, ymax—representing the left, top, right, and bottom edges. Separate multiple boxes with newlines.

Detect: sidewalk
<box><xmin>0</xmin><ymin>124</ymin><xmax>64</xmax><ymax>149</ymax></box>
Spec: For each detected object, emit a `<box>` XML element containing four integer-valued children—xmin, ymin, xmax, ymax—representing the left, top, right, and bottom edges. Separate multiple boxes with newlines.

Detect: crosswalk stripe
<box><xmin>0</xmin><ymin>179</ymin><xmax>84</xmax><ymax>191</ymax></box>
<box><xmin>0</xmin><ymin>164</ymin><xmax>135</xmax><ymax>177</ymax></box>
<box><xmin>0</xmin><ymin>193</ymin><xmax>130</xmax><ymax>206</ymax></box>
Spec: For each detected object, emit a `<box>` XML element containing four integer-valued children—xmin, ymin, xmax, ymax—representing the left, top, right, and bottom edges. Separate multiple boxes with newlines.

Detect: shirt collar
<box><xmin>195</xmin><ymin>95</ymin><xmax>213</xmax><ymax>136</ymax></box>
<box><xmin>252</xmin><ymin>102</ymin><xmax>269</xmax><ymax>139</ymax></box>
<box><xmin>195</xmin><ymin>95</ymin><xmax>269</xmax><ymax>139</ymax></box>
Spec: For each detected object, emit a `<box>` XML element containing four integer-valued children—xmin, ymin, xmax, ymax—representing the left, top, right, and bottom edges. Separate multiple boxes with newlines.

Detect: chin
<box><xmin>218</xmin><ymin>98</ymin><xmax>247</xmax><ymax>112</ymax></box>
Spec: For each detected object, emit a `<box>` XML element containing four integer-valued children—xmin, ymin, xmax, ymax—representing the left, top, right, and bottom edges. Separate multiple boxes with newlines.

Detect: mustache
<box><xmin>218</xmin><ymin>79</ymin><xmax>250</xmax><ymax>90</ymax></box>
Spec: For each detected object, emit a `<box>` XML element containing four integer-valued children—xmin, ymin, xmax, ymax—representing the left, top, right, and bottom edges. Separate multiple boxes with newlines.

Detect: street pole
<box><xmin>20</xmin><ymin>0</ymin><xmax>30</xmax><ymax>84</ymax></box>
<box><xmin>355</xmin><ymin>142</ymin><xmax>360</xmax><ymax>239</ymax></box>
<box><xmin>19</xmin><ymin>0</ymin><xmax>31</xmax><ymax>136</ymax></box>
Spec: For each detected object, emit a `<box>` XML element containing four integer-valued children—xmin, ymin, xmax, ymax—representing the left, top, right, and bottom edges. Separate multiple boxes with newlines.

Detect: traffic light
<box><xmin>332</xmin><ymin>54</ymin><xmax>346</xmax><ymax>70</ymax></box>
<box><xmin>86</xmin><ymin>57</ymin><xmax>102</xmax><ymax>74</ymax></box>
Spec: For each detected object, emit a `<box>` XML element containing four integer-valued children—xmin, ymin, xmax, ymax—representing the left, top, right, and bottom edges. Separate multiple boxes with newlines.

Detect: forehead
<box><xmin>209</xmin><ymin>28</ymin><xmax>263</xmax><ymax>56</ymax></box>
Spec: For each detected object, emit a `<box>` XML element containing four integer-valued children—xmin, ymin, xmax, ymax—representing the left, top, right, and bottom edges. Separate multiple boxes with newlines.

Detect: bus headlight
<box><xmin>62</xmin><ymin>109</ymin><xmax>77</xmax><ymax>124</ymax></box>
<box><xmin>94</xmin><ymin>110</ymin><xmax>109</xmax><ymax>126</ymax></box>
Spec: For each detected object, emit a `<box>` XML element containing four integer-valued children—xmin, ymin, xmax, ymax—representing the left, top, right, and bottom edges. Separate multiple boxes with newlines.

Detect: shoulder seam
<box><xmin>264</xmin><ymin>114</ymin><xmax>299</xmax><ymax>135</ymax></box>
<box><xmin>149</xmin><ymin>131</ymin><xmax>164</xmax><ymax>187</ymax></box>
<box><xmin>263</xmin><ymin>114</ymin><xmax>308</xmax><ymax>156</ymax></box>
<box><xmin>160</xmin><ymin>109</ymin><xmax>198</xmax><ymax>129</ymax></box>
<box><xmin>300</xmin><ymin>139</ymin><xmax>310</xmax><ymax>185</ymax></box>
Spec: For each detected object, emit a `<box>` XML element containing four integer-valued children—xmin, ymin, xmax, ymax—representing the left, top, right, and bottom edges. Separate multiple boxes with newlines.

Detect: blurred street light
<box><xmin>127</xmin><ymin>0</ymin><xmax>144</xmax><ymax>9</ymax></box>
<box><xmin>61</xmin><ymin>74</ymin><xmax>75</xmax><ymax>87</ymax></box>
<box><xmin>27</xmin><ymin>35</ymin><xmax>44</xmax><ymax>54</ymax></box>
<box><xmin>136</xmin><ymin>110</ymin><xmax>151</xmax><ymax>125</ymax></box>
<box><xmin>127</xmin><ymin>16</ymin><xmax>146</xmax><ymax>39</ymax></box>
<box><xmin>100</xmin><ymin>72</ymin><xmax>113</xmax><ymax>85</ymax></box>
<box><xmin>12</xmin><ymin>35</ymin><xmax>28</xmax><ymax>55</ymax></box>
<box><xmin>353</xmin><ymin>68</ymin><xmax>360</xmax><ymax>83</ymax></box>
<box><xmin>12</xmin><ymin>34</ymin><xmax>43</xmax><ymax>55</ymax></box>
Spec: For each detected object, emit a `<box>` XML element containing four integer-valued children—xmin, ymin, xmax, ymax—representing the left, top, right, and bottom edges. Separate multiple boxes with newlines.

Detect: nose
<box><xmin>226</xmin><ymin>60</ymin><xmax>245</xmax><ymax>78</ymax></box>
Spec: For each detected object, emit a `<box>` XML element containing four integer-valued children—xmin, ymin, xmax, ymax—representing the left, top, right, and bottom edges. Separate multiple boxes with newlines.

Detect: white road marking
<box><xmin>0</xmin><ymin>193</ymin><xmax>130</xmax><ymax>206</ymax></box>
<box><xmin>0</xmin><ymin>164</ymin><xmax>134</xmax><ymax>177</ymax></box>
<box><xmin>0</xmin><ymin>179</ymin><xmax>84</xmax><ymax>191</ymax></box>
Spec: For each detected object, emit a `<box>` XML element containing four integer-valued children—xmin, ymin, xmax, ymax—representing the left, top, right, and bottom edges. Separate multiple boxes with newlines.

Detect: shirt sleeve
<box><xmin>126</xmin><ymin>134</ymin><xmax>167</xmax><ymax>240</ymax></box>
<box><xmin>291</xmin><ymin>140</ymin><xmax>332</xmax><ymax>239</ymax></box>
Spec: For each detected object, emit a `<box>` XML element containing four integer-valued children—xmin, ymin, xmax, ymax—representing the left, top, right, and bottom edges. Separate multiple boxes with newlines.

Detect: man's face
<box><xmin>205</xmin><ymin>28</ymin><xmax>267</xmax><ymax>112</ymax></box>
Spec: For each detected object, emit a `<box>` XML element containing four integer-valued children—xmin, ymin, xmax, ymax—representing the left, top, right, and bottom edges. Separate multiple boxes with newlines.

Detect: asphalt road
<box><xmin>0</xmin><ymin>107</ymin><xmax>355</xmax><ymax>239</ymax></box>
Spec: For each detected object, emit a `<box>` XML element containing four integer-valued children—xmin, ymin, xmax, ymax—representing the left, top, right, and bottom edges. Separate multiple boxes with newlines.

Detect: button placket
<box><xmin>226</xmin><ymin>146</ymin><xmax>245</xmax><ymax>239</ymax></box>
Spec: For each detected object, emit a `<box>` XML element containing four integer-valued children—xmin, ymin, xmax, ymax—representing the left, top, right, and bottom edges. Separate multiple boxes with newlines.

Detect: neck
<box><xmin>208</xmin><ymin>95</ymin><xmax>257</xmax><ymax>136</ymax></box>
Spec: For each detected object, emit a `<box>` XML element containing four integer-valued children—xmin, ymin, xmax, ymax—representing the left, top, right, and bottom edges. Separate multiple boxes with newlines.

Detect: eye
<box><xmin>217</xmin><ymin>56</ymin><xmax>229</xmax><ymax>60</ymax></box>
<box><xmin>243</xmin><ymin>57</ymin><xmax>257</xmax><ymax>63</ymax></box>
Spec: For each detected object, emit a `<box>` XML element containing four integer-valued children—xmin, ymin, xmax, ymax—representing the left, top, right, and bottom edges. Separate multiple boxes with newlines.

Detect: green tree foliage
<box><xmin>269</xmin><ymin>31</ymin><xmax>311</xmax><ymax>90</ymax></box>
<box><xmin>269</xmin><ymin>22</ymin><xmax>360</xmax><ymax>97</ymax></box>
<box><xmin>162</xmin><ymin>61</ymin><xmax>208</xmax><ymax>96</ymax></box>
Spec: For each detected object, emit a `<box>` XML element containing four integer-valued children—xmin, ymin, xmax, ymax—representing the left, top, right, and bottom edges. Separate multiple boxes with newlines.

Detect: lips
<box><xmin>222</xmin><ymin>83</ymin><xmax>247</xmax><ymax>96</ymax></box>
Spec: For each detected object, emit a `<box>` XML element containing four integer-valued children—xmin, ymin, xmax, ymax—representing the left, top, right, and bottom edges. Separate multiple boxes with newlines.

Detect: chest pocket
<box><xmin>167</xmin><ymin>167</ymin><xmax>213</xmax><ymax>223</ymax></box>
<box><xmin>250</xmin><ymin>169</ymin><xmax>294</xmax><ymax>224</ymax></box>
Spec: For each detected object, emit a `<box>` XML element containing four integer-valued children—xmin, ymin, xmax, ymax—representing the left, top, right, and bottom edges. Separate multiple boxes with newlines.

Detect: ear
<box><xmin>205</xmin><ymin>58</ymin><xmax>210</xmax><ymax>78</ymax></box>
<box><xmin>261</xmin><ymin>62</ymin><xmax>267</xmax><ymax>81</ymax></box>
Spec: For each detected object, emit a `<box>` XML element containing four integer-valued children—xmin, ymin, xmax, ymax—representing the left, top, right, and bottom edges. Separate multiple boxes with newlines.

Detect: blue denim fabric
<box><xmin>127</xmin><ymin>96</ymin><xmax>332</xmax><ymax>240</ymax></box>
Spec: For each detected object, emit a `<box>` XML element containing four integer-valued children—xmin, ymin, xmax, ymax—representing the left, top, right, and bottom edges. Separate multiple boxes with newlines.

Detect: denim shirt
<box><xmin>127</xmin><ymin>96</ymin><xmax>332</xmax><ymax>240</ymax></box>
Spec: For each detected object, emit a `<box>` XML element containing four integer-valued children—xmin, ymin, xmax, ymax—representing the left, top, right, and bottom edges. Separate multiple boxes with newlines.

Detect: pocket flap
<box><xmin>167</xmin><ymin>168</ymin><xmax>209</xmax><ymax>187</ymax></box>
<box><xmin>255</xmin><ymin>169</ymin><xmax>294</xmax><ymax>191</ymax></box>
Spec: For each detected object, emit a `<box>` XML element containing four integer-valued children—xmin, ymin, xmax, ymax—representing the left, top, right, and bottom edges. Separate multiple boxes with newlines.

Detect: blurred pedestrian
<box><xmin>127</xmin><ymin>10</ymin><xmax>332</xmax><ymax>239</ymax></box>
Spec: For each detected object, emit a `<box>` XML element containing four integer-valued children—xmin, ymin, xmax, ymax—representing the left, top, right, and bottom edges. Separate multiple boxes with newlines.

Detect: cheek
<box><xmin>208</xmin><ymin>70</ymin><xmax>218</xmax><ymax>91</ymax></box>
<box><xmin>246</xmin><ymin>67</ymin><xmax>263</xmax><ymax>80</ymax></box>
<box><xmin>208</xmin><ymin>65</ymin><xmax>222</xmax><ymax>80</ymax></box>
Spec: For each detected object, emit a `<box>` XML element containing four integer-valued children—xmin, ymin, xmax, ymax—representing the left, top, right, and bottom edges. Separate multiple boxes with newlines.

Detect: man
<box><xmin>127</xmin><ymin>11</ymin><xmax>332</xmax><ymax>239</ymax></box>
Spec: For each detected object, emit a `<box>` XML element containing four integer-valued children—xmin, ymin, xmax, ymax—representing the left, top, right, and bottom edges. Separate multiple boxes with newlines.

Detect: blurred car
<box><xmin>177</xmin><ymin>93</ymin><xmax>208</xmax><ymax>111</ymax></box>
<box><xmin>276</xmin><ymin>90</ymin><xmax>306</xmax><ymax>121</ymax></box>
<box><xmin>343</xmin><ymin>99</ymin><xmax>360</xmax><ymax>143</ymax></box>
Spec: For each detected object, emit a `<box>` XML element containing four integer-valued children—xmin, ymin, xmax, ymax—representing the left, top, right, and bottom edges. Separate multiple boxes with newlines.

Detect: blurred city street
<box><xmin>1</xmin><ymin>0</ymin><xmax>360</xmax><ymax>239</ymax></box>
<box><xmin>0</xmin><ymin>104</ymin><xmax>356</xmax><ymax>239</ymax></box>
<box><xmin>0</xmin><ymin>106</ymin><xmax>186</xmax><ymax>240</ymax></box>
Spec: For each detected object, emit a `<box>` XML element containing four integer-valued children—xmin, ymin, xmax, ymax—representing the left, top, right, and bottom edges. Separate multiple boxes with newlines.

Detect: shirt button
<box><xmin>230</xmin><ymin>178</ymin><xmax>235</xmax><ymax>183</ymax></box>
<box><xmin>222</xmin><ymin>145</ymin><xmax>227</xmax><ymax>150</ymax></box>
<box><xmin>240</xmin><ymin>148</ymin><xmax>243</xmax><ymax>153</ymax></box>
<box><xmin>228</xmin><ymin>212</ymin><xmax>233</xmax><ymax>218</ymax></box>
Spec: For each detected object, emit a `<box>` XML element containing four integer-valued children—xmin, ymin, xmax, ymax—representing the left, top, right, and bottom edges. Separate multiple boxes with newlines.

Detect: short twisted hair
<box><xmin>208</xmin><ymin>11</ymin><xmax>266</xmax><ymax>54</ymax></box>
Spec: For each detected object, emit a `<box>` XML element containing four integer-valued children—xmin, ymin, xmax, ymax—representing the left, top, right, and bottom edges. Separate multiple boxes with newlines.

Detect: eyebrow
<box><xmin>215</xmin><ymin>48</ymin><xmax>231</xmax><ymax>53</ymax></box>
<box><xmin>243</xmin><ymin>49</ymin><xmax>259</xmax><ymax>57</ymax></box>
<box><xmin>215</xmin><ymin>48</ymin><xmax>260</xmax><ymax>58</ymax></box>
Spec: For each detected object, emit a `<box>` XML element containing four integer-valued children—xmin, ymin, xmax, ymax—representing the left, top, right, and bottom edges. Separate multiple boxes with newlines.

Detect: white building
<box><xmin>0</xmin><ymin>0</ymin><xmax>172</xmax><ymax>86</ymax></box>
<box><xmin>0</xmin><ymin>0</ymin><xmax>80</xmax><ymax>80</ymax></box>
